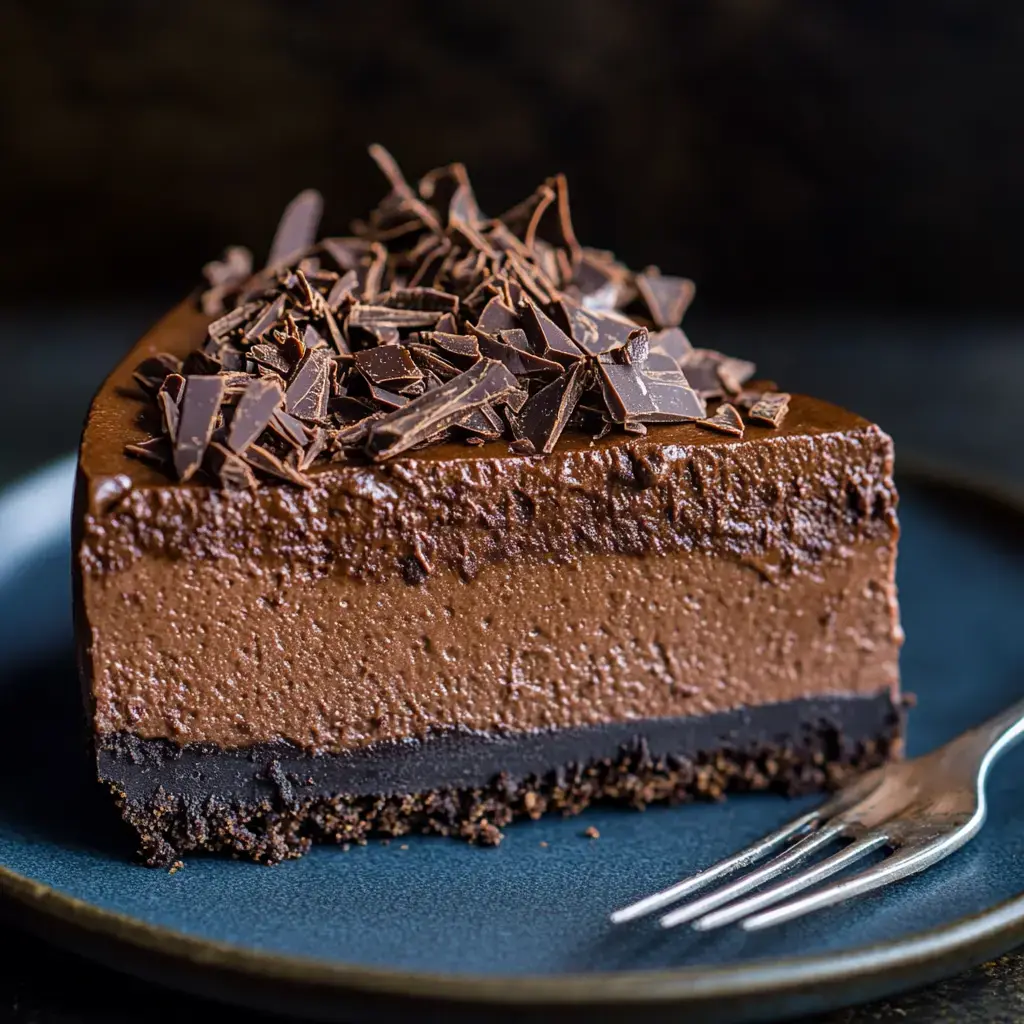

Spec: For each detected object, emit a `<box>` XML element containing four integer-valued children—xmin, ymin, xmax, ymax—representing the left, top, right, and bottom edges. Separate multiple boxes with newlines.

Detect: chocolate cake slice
<box><xmin>74</xmin><ymin>148</ymin><xmax>903</xmax><ymax>866</ymax></box>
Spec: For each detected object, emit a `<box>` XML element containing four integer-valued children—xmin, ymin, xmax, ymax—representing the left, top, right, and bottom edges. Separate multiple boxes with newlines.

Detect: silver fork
<box><xmin>611</xmin><ymin>697</ymin><xmax>1024</xmax><ymax>933</ymax></box>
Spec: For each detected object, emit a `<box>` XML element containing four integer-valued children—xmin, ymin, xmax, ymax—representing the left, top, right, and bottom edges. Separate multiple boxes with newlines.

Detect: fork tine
<box><xmin>691</xmin><ymin>831</ymin><xmax>890</xmax><ymax>931</ymax></box>
<box><xmin>740</xmin><ymin>840</ymin><xmax>951</xmax><ymax>932</ymax></box>
<box><xmin>609</xmin><ymin>809</ymin><xmax>821</xmax><ymax>924</ymax></box>
<box><xmin>658</xmin><ymin>824</ymin><xmax>844</xmax><ymax>929</ymax></box>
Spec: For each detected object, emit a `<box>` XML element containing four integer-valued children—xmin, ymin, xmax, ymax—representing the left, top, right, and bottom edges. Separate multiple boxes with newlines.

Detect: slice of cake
<box><xmin>74</xmin><ymin>147</ymin><xmax>903</xmax><ymax>866</ymax></box>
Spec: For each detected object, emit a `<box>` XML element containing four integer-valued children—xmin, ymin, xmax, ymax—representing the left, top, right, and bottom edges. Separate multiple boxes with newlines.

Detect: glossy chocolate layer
<box><xmin>99</xmin><ymin>693</ymin><xmax>902</xmax><ymax>806</ymax></box>
<box><xmin>76</xmin><ymin>301</ymin><xmax>902</xmax><ymax>755</ymax></box>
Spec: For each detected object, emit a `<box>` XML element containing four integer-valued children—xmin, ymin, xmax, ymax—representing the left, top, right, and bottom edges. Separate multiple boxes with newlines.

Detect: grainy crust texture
<box><xmin>112</xmin><ymin>722</ymin><xmax>900</xmax><ymax>868</ymax></box>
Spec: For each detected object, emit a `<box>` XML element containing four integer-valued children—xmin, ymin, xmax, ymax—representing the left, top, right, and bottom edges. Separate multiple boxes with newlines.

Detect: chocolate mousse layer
<box><xmin>75</xmin><ymin>149</ymin><xmax>903</xmax><ymax>865</ymax></box>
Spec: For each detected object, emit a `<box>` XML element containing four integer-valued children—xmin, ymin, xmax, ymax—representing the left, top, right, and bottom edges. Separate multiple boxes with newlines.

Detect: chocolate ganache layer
<box><xmin>75</xmin><ymin>147</ymin><xmax>903</xmax><ymax>864</ymax></box>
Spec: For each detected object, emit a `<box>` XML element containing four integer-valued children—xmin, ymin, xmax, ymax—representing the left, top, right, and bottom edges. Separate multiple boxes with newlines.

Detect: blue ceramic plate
<box><xmin>0</xmin><ymin>456</ymin><xmax>1022</xmax><ymax>1023</ymax></box>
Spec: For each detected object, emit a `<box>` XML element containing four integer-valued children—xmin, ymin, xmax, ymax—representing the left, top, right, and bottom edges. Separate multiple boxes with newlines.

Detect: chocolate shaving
<box><xmin>517</xmin><ymin>361</ymin><xmax>587</xmax><ymax>454</ymax></box>
<box><xmin>270</xmin><ymin>409</ymin><xmax>309</xmax><ymax>448</ymax></box>
<box><xmin>327</xmin><ymin>268</ymin><xmax>359</xmax><ymax>309</ymax></box>
<box><xmin>125</xmin><ymin>435</ymin><xmax>171</xmax><ymax>467</ymax></box>
<box><xmin>227</xmin><ymin>379</ymin><xmax>283</xmax><ymax>453</ymax></box>
<box><xmin>368</xmin><ymin>385</ymin><xmax>409</xmax><ymax>410</ymax></box>
<box><xmin>242</xmin><ymin>444</ymin><xmax>312</xmax><ymax>488</ymax></box>
<box><xmin>366</xmin><ymin>359</ymin><xmax>519</xmax><ymax>460</ymax></box>
<box><xmin>717</xmin><ymin>357</ymin><xmax>757</xmax><ymax>396</ymax></box>
<box><xmin>249</xmin><ymin>343</ymin><xmax>291</xmax><ymax>376</ymax></box>
<box><xmin>354</xmin><ymin>347</ymin><xmax>422</xmax><ymax>388</ymax></box>
<box><xmin>748</xmin><ymin>392</ymin><xmax>791</xmax><ymax>428</ymax></box>
<box><xmin>244</xmin><ymin>295</ymin><xmax>287</xmax><ymax>342</ymax></box>
<box><xmin>285</xmin><ymin>349</ymin><xmax>330</xmax><ymax>421</ymax></box>
<box><xmin>267</xmin><ymin>189</ymin><xmax>323</xmax><ymax>270</ymax></box>
<box><xmin>173</xmin><ymin>376</ymin><xmax>226</xmax><ymax>482</ymax></box>
<box><xmin>133</xmin><ymin>146</ymin><xmax>772</xmax><ymax>485</ymax></box>
<box><xmin>206</xmin><ymin>441</ymin><xmax>257</xmax><ymax>490</ymax></box>
<box><xmin>699</xmin><ymin>402</ymin><xmax>745</xmax><ymax>437</ymax></box>
<box><xmin>635</xmin><ymin>270</ymin><xmax>696</xmax><ymax>328</ymax></box>
<box><xmin>422</xmin><ymin>332</ymin><xmax>481</xmax><ymax>368</ymax></box>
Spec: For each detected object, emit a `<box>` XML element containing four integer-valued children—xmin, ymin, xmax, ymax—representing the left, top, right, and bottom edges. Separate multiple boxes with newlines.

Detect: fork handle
<box><xmin>952</xmin><ymin>695</ymin><xmax>1024</xmax><ymax>770</ymax></box>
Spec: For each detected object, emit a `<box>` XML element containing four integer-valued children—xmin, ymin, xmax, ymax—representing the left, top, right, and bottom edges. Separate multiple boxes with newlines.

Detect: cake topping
<box><xmin>699</xmin><ymin>402</ymin><xmax>746</xmax><ymax>437</ymax></box>
<box><xmin>748</xmin><ymin>392</ymin><xmax>792</xmax><ymax>427</ymax></box>
<box><xmin>129</xmin><ymin>146</ymin><xmax>787</xmax><ymax>486</ymax></box>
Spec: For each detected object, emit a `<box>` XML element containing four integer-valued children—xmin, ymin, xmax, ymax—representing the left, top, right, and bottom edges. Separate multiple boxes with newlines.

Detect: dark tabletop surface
<box><xmin>0</xmin><ymin>306</ymin><xmax>1021</xmax><ymax>1023</ymax></box>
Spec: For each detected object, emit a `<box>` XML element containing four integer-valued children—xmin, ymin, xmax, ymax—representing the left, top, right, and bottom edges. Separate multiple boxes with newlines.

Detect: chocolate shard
<box><xmin>636</xmin><ymin>270</ymin><xmax>696</xmax><ymax>328</ymax></box>
<box><xmin>598</xmin><ymin>359</ymin><xmax>705</xmax><ymax>425</ymax></box>
<box><xmin>124</xmin><ymin>435</ymin><xmax>171</xmax><ymax>467</ymax></box>
<box><xmin>518</xmin><ymin>298</ymin><xmax>583</xmax><ymax>366</ymax></box>
<box><xmin>421</xmin><ymin>332</ymin><xmax>481</xmax><ymax>368</ymax></box>
<box><xmin>267</xmin><ymin>189</ymin><xmax>323</xmax><ymax>270</ymax></box>
<box><xmin>716</xmin><ymin>356</ymin><xmax>758</xmax><ymax>396</ymax></box>
<box><xmin>368</xmin><ymin>385</ymin><xmax>410</xmax><ymax>410</ymax></box>
<box><xmin>748</xmin><ymin>392</ymin><xmax>791</xmax><ymax>428</ymax></box>
<box><xmin>320</xmin><ymin>237</ymin><xmax>370</xmax><ymax>273</ymax></box>
<box><xmin>455</xmin><ymin>404</ymin><xmax>503</xmax><ymax>440</ymax></box>
<box><xmin>302</xmin><ymin>323</ymin><xmax>326</xmax><ymax>352</ymax></box>
<box><xmin>327</xmin><ymin>268</ymin><xmax>360</xmax><ymax>309</ymax></box>
<box><xmin>382</xmin><ymin>287</ymin><xmax>460</xmax><ymax>314</ymax></box>
<box><xmin>434</xmin><ymin>312</ymin><xmax>458</xmax><ymax>335</ymax></box>
<box><xmin>648</xmin><ymin>327</ymin><xmax>693</xmax><ymax>365</ymax></box>
<box><xmin>354</xmin><ymin>347</ymin><xmax>423</xmax><ymax>388</ymax></box>
<box><xmin>227</xmin><ymin>379</ymin><xmax>284</xmax><ymax>453</ymax></box>
<box><xmin>158</xmin><ymin>372</ymin><xmax>186</xmax><ymax>404</ymax></box>
<box><xmin>299</xmin><ymin>427</ymin><xmax>329</xmax><ymax>470</ymax></box>
<box><xmin>474</xmin><ymin>295</ymin><xmax>521</xmax><ymax>336</ymax></box>
<box><xmin>406</xmin><ymin>344</ymin><xmax>462</xmax><ymax>381</ymax></box>
<box><xmin>132</xmin><ymin>353</ymin><xmax>182</xmax><ymax>392</ymax></box>
<box><xmin>623</xmin><ymin>327</ymin><xmax>650</xmax><ymax>369</ymax></box>
<box><xmin>248</xmin><ymin>343</ymin><xmax>291</xmax><ymax>376</ymax></box>
<box><xmin>208</xmin><ymin>301</ymin><xmax>263</xmax><ymax>340</ymax></box>
<box><xmin>241</xmin><ymin>444</ymin><xmax>313</xmax><ymax>489</ymax></box>
<box><xmin>367</xmin><ymin>143</ymin><xmax>444</xmax><ymax>235</ymax></box>
<box><xmin>366</xmin><ymin>359</ymin><xmax>519</xmax><ymax>460</ymax></box>
<box><xmin>500</xmin><ymin>387</ymin><xmax>530</xmax><ymax>414</ymax></box>
<box><xmin>348</xmin><ymin>305</ymin><xmax>444</xmax><ymax>330</ymax></box>
<box><xmin>173</xmin><ymin>376</ymin><xmax>226</xmax><ymax>482</ymax></box>
<box><xmin>285</xmin><ymin>349</ymin><xmax>330</xmax><ymax>421</ymax></box>
<box><xmin>472</xmin><ymin>328</ymin><xmax>563</xmax><ymax>379</ymax></box>
<box><xmin>566</xmin><ymin>303</ymin><xmax>637</xmax><ymax>357</ymax></box>
<box><xmin>328</xmin><ymin>394</ymin><xmax>377</xmax><ymax>423</ymax></box>
<box><xmin>679</xmin><ymin>348</ymin><xmax>733</xmax><ymax>398</ymax></box>
<box><xmin>205</xmin><ymin>441</ymin><xmax>257</xmax><ymax>490</ymax></box>
<box><xmin>203</xmin><ymin>245</ymin><xmax>253</xmax><ymax>288</ymax></box>
<box><xmin>269</xmin><ymin>409</ymin><xmax>310</xmax><ymax>449</ymax></box>
<box><xmin>517</xmin><ymin>361</ymin><xmax>587</xmax><ymax>454</ymax></box>
<box><xmin>244</xmin><ymin>294</ymin><xmax>287</xmax><ymax>342</ymax></box>
<box><xmin>699</xmin><ymin>402</ymin><xmax>745</xmax><ymax>437</ymax></box>
<box><xmin>418</xmin><ymin>161</ymin><xmax>482</xmax><ymax>227</ymax></box>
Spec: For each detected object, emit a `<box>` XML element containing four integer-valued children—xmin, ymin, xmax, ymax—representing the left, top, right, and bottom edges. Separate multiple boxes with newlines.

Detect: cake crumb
<box><xmin>400</xmin><ymin>844</ymin><xmax>409</xmax><ymax>850</ymax></box>
<box><xmin>584</xmin><ymin>826</ymin><xmax>600</xmax><ymax>839</ymax></box>
<box><xmin>341</xmin><ymin>843</ymin><xmax>351</xmax><ymax>852</ymax></box>
<box><xmin>167</xmin><ymin>860</ymin><xmax>184</xmax><ymax>875</ymax></box>
<box><xmin>539</xmin><ymin>841</ymin><xmax>548</xmax><ymax>848</ymax></box>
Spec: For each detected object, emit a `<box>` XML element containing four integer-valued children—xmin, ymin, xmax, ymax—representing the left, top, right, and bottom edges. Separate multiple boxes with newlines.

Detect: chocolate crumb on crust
<box><xmin>109</xmin><ymin>720</ymin><xmax>899</xmax><ymax>868</ymax></box>
<box><xmin>126</xmin><ymin>146</ymin><xmax>789</xmax><ymax>487</ymax></box>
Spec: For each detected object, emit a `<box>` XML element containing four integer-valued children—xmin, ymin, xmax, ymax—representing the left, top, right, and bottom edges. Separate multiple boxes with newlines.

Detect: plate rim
<box><xmin>1</xmin><ymin>454</ymin><xmax>1023</xmax><ymax>1022</ymax></box>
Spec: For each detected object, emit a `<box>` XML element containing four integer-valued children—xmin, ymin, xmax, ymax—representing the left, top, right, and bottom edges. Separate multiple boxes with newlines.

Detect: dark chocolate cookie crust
<box><xmin>104</xmin><ymin>698</ymin><xmax>903</xmax><ymax>867</ymax></box>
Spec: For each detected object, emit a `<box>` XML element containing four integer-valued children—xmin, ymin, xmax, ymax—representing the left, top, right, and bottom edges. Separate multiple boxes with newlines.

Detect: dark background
<box><xmin>4</xmin><ymin>0</ymin><xmax>1024</xmax><ymax>313</ymax></box>
<box><xmin>2</xmin><ymin>3</ymin><xmax>1024</xmax><ymax>1022</ymax></box>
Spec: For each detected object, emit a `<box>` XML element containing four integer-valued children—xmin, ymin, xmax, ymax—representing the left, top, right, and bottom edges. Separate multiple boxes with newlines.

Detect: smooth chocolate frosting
<box><xmin>75</xmin><ymin>301</ymin><xmax>901</xmax><ymax>755</ymax></box>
